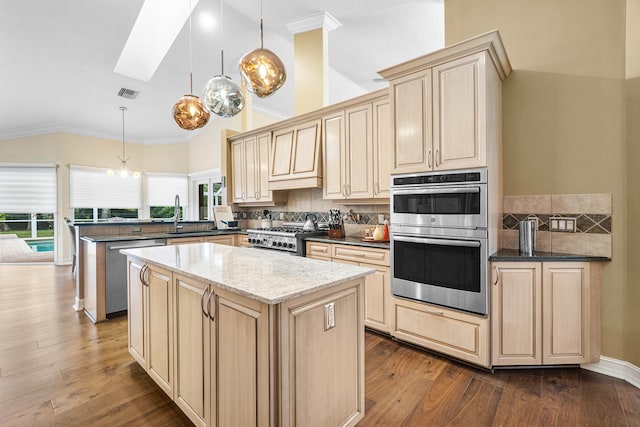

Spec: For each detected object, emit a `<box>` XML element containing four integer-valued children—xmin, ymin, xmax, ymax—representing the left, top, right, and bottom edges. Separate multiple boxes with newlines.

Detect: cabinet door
<box><xmin>362</xmin><ymin>263</ymin><xmax>390</xmax><ymax>333</ymax></box>
<box><xmin>212</xmin><ymin>287</ymin><xmax>270</xmax><ymax>427</ymax></box>
<box><xmin>244</xmin><ymin>136</ymin><xmax>258</xmax><ymax>203</ymax></box>
<box><xmin>256</xmin><ymin>133</ymin><xmax>272</xmax><ymax>201</ymax></box>
<box><xmin>542</xmin><ymin>263</ymin><xmax>590</xmax><ymax>364</ymax></box>
<box><xmin>174</xmin><ymin>275</ymin><xmax>210</xmax><ymax>427</ymax></box>
<box><xmin>323</xmin><ymin>112</ymin><xmax>346</xmax><ymax>199</ymax></box>
<box><xmin>231</xmin><ymin>139</ymin><xmax>245</xmax><ymax>203</ymax></box>
<box><xmin>391</xmin><ymin>72</ymin><xmax>432</xmax><ymax>174</ymax></box>
<box><xmin>432</xmin><ymin>52</ymin><xmax>487</xmax><ymax>170</ymax></box>
<box><xmin>491</xmin><ymin>262</ymin><xmax>542</xmax><ymax>366</ymax></box>
<box><xmin>292</xmin><ymin>120</ymin><xmax>321</xmax><ymax>176</ymax></box>
<box><xmin>345</xmin><ymin>104</ymin><xmax>373</xmax><ymax>198</ymax></box>
<box><xmin>127</xmin><ymin>258</ymin><xmax>147</xmax><ymax>368</ymax></box>
<box><xmin>305</xmin><ymin>241</ymin><xmax>332</xmax><ymax>260</ymax></box>
<box><xmin>146</xmin><ymin>264</ymin><xmax>174</xmax><ymax>398</ymax></box>
<box><xmin>372</xmin><ymin>99</ymin><xmax>391</xmax><ymax>199</ymax></box>
<box><xmin>270</xmin><ymin>128</ymin><xmax>294</xmax><ymax>178</ymax></box>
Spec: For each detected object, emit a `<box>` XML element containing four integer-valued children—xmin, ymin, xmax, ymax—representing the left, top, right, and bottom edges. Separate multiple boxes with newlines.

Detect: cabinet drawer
<box><xmin>332</xmin><ymin>244</ymin><xmax>389</xmax><ymax>266</ymax></box>
<box><xmin>237</xmin><ymin>234</ymin><xmax>250</xmax><ymax>247</ymax></box>
<box><xmin>306</xmin><ymin>241</ymin><xmax>332</xmax><ymax>259</ymax></box>
<box><xmin>392</xmin><ymin>297</ymin><xmax>489</xmax><ymax>367</ymax></box>
<box><xmin>203</xmin><ymin>235</ymin><xmax>236</xmax><ymax>246</ymax></box>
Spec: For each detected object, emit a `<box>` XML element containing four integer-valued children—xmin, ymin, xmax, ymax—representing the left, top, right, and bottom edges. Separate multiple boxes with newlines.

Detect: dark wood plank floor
<box><xmin>1</xmin><ymin>264</ymin><xmax>639</xmax><ymax>426</ymax></box>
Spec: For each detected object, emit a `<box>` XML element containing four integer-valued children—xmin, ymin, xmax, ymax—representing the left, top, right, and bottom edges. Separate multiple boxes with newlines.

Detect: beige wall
<box><xmin>626</xmin><ymin>0</ymin><xmax>640</xmax><ymax>368</ymax></box>
<box><xmin>445</xmin><ymin>0</ymin><xmax>636</xmax><ymax>364</ymax></box>
<box><xmin>0</xmin><ymin>133</ymin><xmax>189</xmax><ymax>264</ymax></box>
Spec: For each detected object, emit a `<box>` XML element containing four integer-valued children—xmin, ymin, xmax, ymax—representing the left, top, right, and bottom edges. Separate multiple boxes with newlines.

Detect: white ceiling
<box><xmin>0</xmin><ymin>0</ymin><xmax>443</xmax><ymax>144</ymax></box>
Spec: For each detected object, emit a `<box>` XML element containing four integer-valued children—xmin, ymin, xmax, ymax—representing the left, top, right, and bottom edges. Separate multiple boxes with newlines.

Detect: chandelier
<box><xmin>107</xmin><ymin>107</ymin><xmax>140</xmax><ymax>178</ymax></box>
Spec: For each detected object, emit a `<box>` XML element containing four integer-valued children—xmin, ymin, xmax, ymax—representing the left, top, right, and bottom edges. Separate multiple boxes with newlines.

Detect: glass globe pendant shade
<box><xmin>172</xmin><ymin>94</ymin><xmax>210</xmax><ymax>130</ymax></box>
<box><xmin>202</xmin><ymin>75</ymin><xmax>244</xmax><ymax>118</ymax></box>
<box><xmin>239</xmin><ymin>47</ymin><xmax>286</xmax><ymax>98</ymax></box>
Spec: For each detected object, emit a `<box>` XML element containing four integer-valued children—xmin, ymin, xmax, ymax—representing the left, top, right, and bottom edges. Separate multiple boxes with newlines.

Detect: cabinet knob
<box><xmin>428</xmin><ymin>150</ymin><xmax>432</xmax><ymax>168</ymax></box>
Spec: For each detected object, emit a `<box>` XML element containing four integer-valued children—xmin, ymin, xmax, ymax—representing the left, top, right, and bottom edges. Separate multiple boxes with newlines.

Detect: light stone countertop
<box><xmin>121</xmin><ymin>243</ymin><xmax>375</xmax><ymax>305</ymax></box>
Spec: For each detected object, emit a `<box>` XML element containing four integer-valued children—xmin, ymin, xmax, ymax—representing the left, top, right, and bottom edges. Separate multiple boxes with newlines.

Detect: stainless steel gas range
<box><xmin>246</xmin><ymin>222</ymin><xmax>327</xmax><ymax>256</ymax></box>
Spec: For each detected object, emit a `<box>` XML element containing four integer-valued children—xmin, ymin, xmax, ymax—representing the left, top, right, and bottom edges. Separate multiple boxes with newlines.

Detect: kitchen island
<box><xmin>122</xmin><ymin>243</ymin><xmax>374</xmax><ymax>427</ymax></box>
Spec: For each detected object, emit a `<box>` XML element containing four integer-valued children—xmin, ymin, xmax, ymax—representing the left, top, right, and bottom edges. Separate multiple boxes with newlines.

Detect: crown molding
<box><xmin>286</xmin><ymin>11</ymin><xmax>341</xmax><ymax>34</ymax></box>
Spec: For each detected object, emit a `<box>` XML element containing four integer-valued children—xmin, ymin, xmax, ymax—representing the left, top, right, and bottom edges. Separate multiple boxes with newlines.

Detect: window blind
<box><xmin>0</xmin><ymin>165</ymin><xmax>57</xmax><ymax>212</ymax></box>
<box><xmin>70</xmin><ymin>166</ymin><xmax>140</xmax><ymax>208</ymax></box>
<box><xmin>146</xmin><ymin>174</ymin><xmax>188</xmax><ymax>206</ymax></box>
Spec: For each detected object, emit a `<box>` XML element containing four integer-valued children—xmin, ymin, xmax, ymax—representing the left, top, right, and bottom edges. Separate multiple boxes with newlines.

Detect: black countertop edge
<box><xmin>72</xmin><ymin>220</ymin><xmax>216</xmax><ymax>227</ymax></box>
<box><xmin>490</xmin><ymin>249</ymin><xmax>611</xmax><ymax>262</ymax></box>
<box><xmin>81</xmin><ymin>230</ymin><xmax>246</xmax><ymax>243</ymax></box>
<box><xmin>304</xmin><ymin>235</ymin><xmax>390</xmax><ymax>249</ymax></box>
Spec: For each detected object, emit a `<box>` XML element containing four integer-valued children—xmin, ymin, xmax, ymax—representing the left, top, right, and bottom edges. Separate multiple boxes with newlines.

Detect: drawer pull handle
<box><xmin>425</xmin><ymin>309</ymin><xmax>444</xmax><ymax>316</ymax></box>
<box><xmin>492</xmin><ymin>266</ymin><xmax>499</xmax><ymax>286</ymax></box>
<box><xmin>200</xmin><ymin>287</ymin><xmax>209</xmax><ymax>317</ymax></box>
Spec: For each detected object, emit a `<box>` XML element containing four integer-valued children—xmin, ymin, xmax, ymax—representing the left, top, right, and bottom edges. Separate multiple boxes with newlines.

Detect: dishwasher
<box><xmin>105</xmin><ymin>239</ymin><xmax>166</xmax><ymax>318</ymax></box>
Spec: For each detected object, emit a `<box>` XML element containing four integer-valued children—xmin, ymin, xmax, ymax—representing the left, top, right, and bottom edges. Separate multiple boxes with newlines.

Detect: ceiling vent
<box><xmin>117</xmin><ymin>88</ymin><xmax>139</xmax><ymax>99</ymax></box>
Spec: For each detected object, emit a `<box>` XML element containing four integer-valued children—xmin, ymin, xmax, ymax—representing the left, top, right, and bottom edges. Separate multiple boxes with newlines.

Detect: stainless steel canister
<box><xmin>519</xmin><ymin>219</ymin><xmax>536</xmax><ymax>255</ymax></box>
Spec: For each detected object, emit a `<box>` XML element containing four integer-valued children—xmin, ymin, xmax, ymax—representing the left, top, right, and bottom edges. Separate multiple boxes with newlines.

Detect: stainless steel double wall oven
<box><xmin>390</xmin><ymin>168</ymin><xmax>489</xmax><ymax>315</ymax></box>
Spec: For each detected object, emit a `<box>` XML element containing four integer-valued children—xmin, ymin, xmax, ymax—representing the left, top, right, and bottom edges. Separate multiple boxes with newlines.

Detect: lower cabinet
<box><xmin>128</xmin><ymin>255</ymin><xmax>363</xmax><ymax>427</ymax></box>
<box><xmin>491</xmin><ymin>261</ymin><xmax>602</xmax><ymax>366</ymax></box>
<box><xmin>306</xmin><ymin>241</ymin><xmax>391</xmax><ymax>333</ymax></box>
<box><xmin>392</xmin><ymin>296</ymin><xmax>490</xmax><ymax>367</ymax></box>
<box><xmin>127</xmin><ymin>260</ymin><xmax>174</xmax><ymax>397</ymax></box>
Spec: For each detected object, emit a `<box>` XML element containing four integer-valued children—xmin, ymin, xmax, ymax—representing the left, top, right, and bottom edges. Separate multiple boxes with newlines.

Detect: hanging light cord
<box><xmin>120</xmin><ymin>106</ymin><xmax>127</xmax><ymax>161</ymax></box>
<box><xmin>188</xmin><ymin>0</ymin><xmax>193</xmax><ymax>94</ymax></box>
<box><xmin>220</xmin><ymin>0</ymin><xmax>224</xmax><ymax>75</ymax></box>
<box><xmin>260</xmin><ymin>0</ymin><xmax>264</xmax><ymax>49</ymax></box>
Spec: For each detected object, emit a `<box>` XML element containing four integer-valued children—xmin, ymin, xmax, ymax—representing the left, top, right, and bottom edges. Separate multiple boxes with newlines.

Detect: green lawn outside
<box><xmin>0</xmin><ymin>230</ymin><xmax>54</xmax><ymax>238</ymax></box>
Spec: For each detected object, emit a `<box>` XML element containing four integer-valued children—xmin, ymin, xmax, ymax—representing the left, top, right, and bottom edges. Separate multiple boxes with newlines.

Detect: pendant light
<box><xmin>172</xmin><ymin>0</ymin><xmax>210</xmax><ymax>130</ymax></box>
<box><xmin>239</xmin><ymin>0</ymin><xmax>286</xmax><ymax>98</ymax></box>
<box><xmin>107</xmin><ymin>107</ymin><xmax>140</xmax><ymax>178</ymax></box>
<box><xmin>202</xmin><ymin>0</ymin><xmax>244</xmax><ymax>117</ymax></box>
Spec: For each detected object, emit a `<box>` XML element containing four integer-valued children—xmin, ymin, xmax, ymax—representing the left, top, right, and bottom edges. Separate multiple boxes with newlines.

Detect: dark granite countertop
<box><xmin>304</xmin><ymin>235</ymin><xmax>390</xmax><ymax>250</ymax></box>
<box><xmin>81</xmin><ymin>229</ymin><xmax>245</xmax><ymax>243</ymax></box>
<box><xmin>490</xmin><ymin>249</ymin><xmax>610</xmax><ymax>262</ymax></box>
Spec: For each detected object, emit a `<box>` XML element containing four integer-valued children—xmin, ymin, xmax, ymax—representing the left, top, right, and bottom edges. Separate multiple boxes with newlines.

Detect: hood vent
<box><xmin>117</xmin><ymin>88</ymin><xmax>139</xmax><ymax>99</ymax></box>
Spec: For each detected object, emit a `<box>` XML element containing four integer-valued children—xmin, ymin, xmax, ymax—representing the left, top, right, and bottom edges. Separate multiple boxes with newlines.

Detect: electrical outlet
<box><xmin>279</xmin><ymin>212</ymin><xmax>284</xmax><ymax>220</ymax></box>
<box><xmin>378</xmin><ymin>214</ymin><xmax>385</xmax><ymax>224</ymax></box>
<box><xmin>549</xmin><ymin>216</ymin><xmax>577</xmax><ymax>232</ymax></box>
<box><xmin>526</xmin><ymin>216</ymin><xmax>539</xmax><ymax>230</ymax></box>
<box><xmin>324</xmin><ymin>302</ymin><xmax>335</xmax><ymax>331</ymax></box>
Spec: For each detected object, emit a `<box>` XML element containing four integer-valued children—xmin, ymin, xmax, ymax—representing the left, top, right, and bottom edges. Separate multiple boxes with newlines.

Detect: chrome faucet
<box><xmin>174</xmin><ymin>194</ymin><xmax>182</xmax><ymax>232</ymax></box>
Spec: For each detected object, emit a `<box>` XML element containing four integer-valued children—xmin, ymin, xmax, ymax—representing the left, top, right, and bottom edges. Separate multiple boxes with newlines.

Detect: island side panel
<box><xmin>81</xmin><ymin>240</ymin><xmax>106</xmax><ymax>322</ymax></box>
<box><xmin>278</xmin><ymin>278</ymin><xmax>365</xmax><ymax>427</ymax></box>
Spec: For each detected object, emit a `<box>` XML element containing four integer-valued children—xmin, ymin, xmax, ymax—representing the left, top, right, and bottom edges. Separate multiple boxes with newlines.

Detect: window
<box><xmin>190</xmin><ymin>169</ymin><xmax>223</xmax><ymax>221</ymax></box>
<box><xmin>0</xmin><ymin>165</ymin><xmax>56</xmax><ymax>238</ymax></box>
<box><xmin>146</xmin><ymin>174</ymin><xmax>188</xmax><ymax>219</ymax></box>
<box><xmin>70</xmin><ymin>165</ymin><xmax>140</xmax><ymax>221</ymax></box>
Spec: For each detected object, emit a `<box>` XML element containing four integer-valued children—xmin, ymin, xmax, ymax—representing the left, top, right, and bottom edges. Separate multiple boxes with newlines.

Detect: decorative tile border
<box><xmin>503</xmin><ymin>213</ymin><xmax>611</xmax><ymax>234</ymax></box>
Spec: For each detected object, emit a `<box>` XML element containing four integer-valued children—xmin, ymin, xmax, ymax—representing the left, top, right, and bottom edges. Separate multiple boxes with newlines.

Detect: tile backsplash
<box><xmin>233</xmin><ymin>188</ymin><xmax>389</xmax><ymax>236</ymax></box>
<box><xmin>501</xmin><ymin>193</ymin><xmax>612</xmax><ymax>257</ymax></box>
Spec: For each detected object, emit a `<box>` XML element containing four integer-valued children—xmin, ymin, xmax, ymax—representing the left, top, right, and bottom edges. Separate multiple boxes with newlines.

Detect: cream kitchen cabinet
<box><xmin>167</xmin><ymin>234</ymin><xmax>236</xmax><ymax>246</ymax></box>
<box><xmin>391</xmin><ymin>296</ymin><xmax>490</xmax><ymax>367</ymax></box>
<box><xmin>127</xmin><ymin>260</ymin><xmax>174</xmax><ymax>398</ymax></box>
<box><xmin>230</xmin><ymin>133</ymin><xmax>284</xmax><ymax>205</ymax></box>
<box><xmin>306</xmin><ymin>241</ymin><xmax>391</xmax><ymax>333</ymax></box>
<box><xmin>491</xmin><ymin>261</ymin><xmax>602</xmax><ymax>366</ymax></box>
<box><xmin>323</xmin><ymin>94</ymin><xmax>390</xmax><ymax>202</ymax></box>
<box><xmin>269</xmin><ymin>119</ymin><xmax>322</xmax><ymax>190</ymax></box>
<box><xmin>379</xmin><ymin>30</ymin><xmax>511</xmax><ymax>174</ymax></box>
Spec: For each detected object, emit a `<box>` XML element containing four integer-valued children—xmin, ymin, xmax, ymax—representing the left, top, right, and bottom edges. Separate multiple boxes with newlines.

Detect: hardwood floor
<box><xmin>1</xmin><ymin>264</ymin><xmax>639</xmax><ymax>426</ymax></box>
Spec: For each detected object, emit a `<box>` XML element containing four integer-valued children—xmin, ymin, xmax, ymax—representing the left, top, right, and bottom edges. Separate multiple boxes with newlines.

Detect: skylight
<box><xmin>114</xmin><ymin>0</ymin><xmax>200</xmax><ymax>82</ymax></box>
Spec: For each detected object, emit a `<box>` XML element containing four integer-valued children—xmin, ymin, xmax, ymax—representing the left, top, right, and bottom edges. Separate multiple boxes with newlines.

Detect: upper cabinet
<box><xmin>322</xmin><ymin>91</ymin><xmax>390</xmax><ymax>202</ymax></box>
<box><xmin>229</xmin><ymin>132</ymin><xmax>286</xmax><ymax>206</ymax></box>
<box><xmin>269</xmin><ymin>119</ymin><xmax>322</xmax><ymax>190</ymax></box>
<box><xmin>379</xmin><ymin>30</ymin><xmax>511</xmax><ymax>174</ymax></box>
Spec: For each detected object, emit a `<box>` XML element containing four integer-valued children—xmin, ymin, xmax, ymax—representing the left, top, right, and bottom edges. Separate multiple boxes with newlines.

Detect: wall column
<box><xmin>287</xmin><ymin>12</ymin><xmax>341</xmax><ymax>115</ymax></box>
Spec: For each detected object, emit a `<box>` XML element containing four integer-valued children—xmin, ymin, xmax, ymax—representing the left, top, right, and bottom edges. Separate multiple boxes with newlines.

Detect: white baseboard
<box><xmin>73</xmin><ymin>297</ymin><xmax>84</xmax><ymax>311</ymax></box>
<box><xmin>582</xmin><ymin>356</ymin><xmax>640</xmax><ymax>389</ymax></box>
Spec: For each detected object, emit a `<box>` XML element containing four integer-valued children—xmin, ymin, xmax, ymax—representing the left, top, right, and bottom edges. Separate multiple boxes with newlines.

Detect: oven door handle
<box><xmin>392</xmin><ymin>187</ymin><xmax>480</xmax><ymax>195</ymax></box>
<box><xmin>393</xmin><ymin>235</ymin><xmax>481</xmax><ymax>248</ymax></box>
